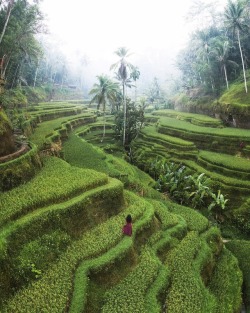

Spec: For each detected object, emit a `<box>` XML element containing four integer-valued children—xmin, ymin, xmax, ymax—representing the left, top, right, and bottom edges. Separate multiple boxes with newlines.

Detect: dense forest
<box><xmin>177</xmin><ymin>0</ymin><xmax>250</xmax><ymax>92</ymax></box>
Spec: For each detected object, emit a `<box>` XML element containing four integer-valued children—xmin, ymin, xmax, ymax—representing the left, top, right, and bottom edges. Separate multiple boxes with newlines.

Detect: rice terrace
<box><xmin>0</xmin><ymin>0</ymin><xmax>250</xmax><ymax>312</ymax></box>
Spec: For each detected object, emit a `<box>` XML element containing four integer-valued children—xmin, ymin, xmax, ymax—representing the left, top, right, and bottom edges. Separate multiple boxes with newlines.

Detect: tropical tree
<box><xmin>0</xmin><ymin>0</ymin><xmax>14</xmax><ymax>46</ymax></box>
<box><xmin>193</xmin><ymin>27</ymin><xmax>221</xmax><ymax>91</ymax></box>
<box><xmin>155</xmin><ymin>162</ymin><xmax>191</xmax><ymax>204</ymax></box>
<box><xmin>224</xmin><ymin>0</ymin><xmax>248</xmax><ymax>93</ymax></box>
<box><xmin>0</xmin><ymin>0</ymin><xmax>44</xmax><ymax>87</ymax></box>
<box><xmin>114</xmin><ymin>98</ymin><xmax>145</xmax><ymax>146</ymax></box>
<box><xmin>110</xmin><ymin>47</ymin><xmax>134</xmax><ymax>146</ymax></box>
<box><xmin>89</xmin><ymin>75</ymin><xmax>119</xmax><ymax>141</ymax></box>
<box><xmin>211</xmin><ymin>38</ymin><xmax>239</xmax><ymax>89</ymax></box>
<box><xmin>130</xmin><ymin>66</ymin><xmax>140</xmax><ymax>101</ymax></box>
<box><xmin>146</xmin><ymin>77</ymin><xmax>165</xmax><ymax>108</ymax></box>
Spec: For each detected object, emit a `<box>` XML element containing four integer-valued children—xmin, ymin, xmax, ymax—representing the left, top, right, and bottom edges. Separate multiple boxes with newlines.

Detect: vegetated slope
<box><xmin>214</xmin><ymin>81</ymin><xmax>250</xmax><ymax>128</ymax></box>
<box><xmin>132</xmin><ymin>110</ymin><xmax>250</xmax><ymax>236</ymax></box>
<box><xmin>0</xmin><ymin>101</ymin><xmax>97</xmax><ymax>191</ymax></box>
<box><xmin>0</xmin><ymin>105</ymin><xmax>245</xmax><ymax>312</ymax></box>
<box><xmin>218</xmin><ymin>81</ymin><xmax>250</xmax><ymax>106</ymax></box>
<box><xmin>0</xmin><ymin>110</ymin><xmax>15</xmax><ymax>156</ymax></box>
<box><xmin>1</xmin><ymin>186</ymin><xmax>242</xmax><ymax>313</ymax></box>
<box><xmin>0</xmin><ymin>156</ymin><xmax>123</xmax><ymax>304</ymax></box>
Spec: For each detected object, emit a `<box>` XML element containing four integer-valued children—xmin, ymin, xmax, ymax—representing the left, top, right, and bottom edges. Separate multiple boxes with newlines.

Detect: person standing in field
<box><xmin>122</xmin><ymin>214</ymin><xmax>132</xmax><ymax>236</ymax></box>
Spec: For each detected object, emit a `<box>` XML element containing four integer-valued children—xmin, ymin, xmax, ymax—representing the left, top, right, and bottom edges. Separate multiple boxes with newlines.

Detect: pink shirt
<box><xmin>122</xmin><ymin>223</ymin><xmax>132</xmax><ymax>236</ymax></box>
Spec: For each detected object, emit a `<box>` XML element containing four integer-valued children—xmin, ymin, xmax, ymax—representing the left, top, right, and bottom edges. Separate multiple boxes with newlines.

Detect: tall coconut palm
<box><xmin>110</xmin><ymin>47</ymin><xmax>134</xmax><ymax>146</ymax></box>
<box><xmin>89</xmin><ymin>75</ymin><xmax>119</xmax><ymax>141</ymax></box>
<box><xmin>130</xmin><ymin>66</ymin><xmax>140</xmax><ymax>101</ymax></box>
<box><xmin>211</xmin><ymin>39</ymin><xmax>238</xmax><ymax>89</ymax></box>
<box><xmin>194</xmin><ymin>29</ymin><xmax>217</xmax><ymax>91</ymax></box>
<box><xmin>224</xmin><ymin>0</ymin><xmax>248</xmax><ymax>92</ymax></box>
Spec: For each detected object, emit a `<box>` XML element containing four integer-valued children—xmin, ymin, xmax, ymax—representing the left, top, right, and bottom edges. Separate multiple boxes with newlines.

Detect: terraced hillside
<box><xmin>0</xmin><ymin>102</ymin><xmax>248</xmax><ymax>312</ymax></box>
<box><xmin>132</xmin><ymin>110</ymin><xmax>250</xmax><ymax>236</ymax></box>
<box><xmin>0</xmin><ymin>101</ymin><xmax>96</xmax><ymax>191</ymax></box>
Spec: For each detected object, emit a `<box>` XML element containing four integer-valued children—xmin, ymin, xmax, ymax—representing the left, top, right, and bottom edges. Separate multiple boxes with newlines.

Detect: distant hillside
<box><xmin>214</xmin><ymin>81</ymin><xmax>250</xmax><ymax>128</ymax></box>
<box><xmin>171</xmin><ymin>81</ymin><xmax>250</xmax><ymax>129</ymax></box>
<box><xmin>218</xmin><ymin>81</ymin><xmax>250</xmax><ymax>106</ymax></box>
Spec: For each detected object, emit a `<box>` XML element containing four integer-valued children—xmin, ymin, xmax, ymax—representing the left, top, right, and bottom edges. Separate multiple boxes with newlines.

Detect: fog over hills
<box><xmin>40</xmin><ymin>0</ymin><xmax>228</xmax><ymax>93</ymax></box>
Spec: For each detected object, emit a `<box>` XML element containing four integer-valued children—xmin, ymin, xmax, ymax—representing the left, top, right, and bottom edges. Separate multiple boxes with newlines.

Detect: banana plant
<box><xmin>208</xmin><ymin>190</ymin><xmax>229</xmax><ymax>221</ymax></box>
<box><xmin>156</xmin><ymin>163</ymin><xmax>191</xmax><ymax>204</ymax></box>
<box><xmin>188</xmin><ymin>173</ymin><xmax>211</xmax><ymax>209</ymax></box>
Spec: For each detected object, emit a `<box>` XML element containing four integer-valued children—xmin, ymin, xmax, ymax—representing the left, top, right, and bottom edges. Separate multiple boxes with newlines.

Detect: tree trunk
<box><xmin>52</xmin><ymin>71</ymin><xmax>57</xmax><ymax>85</ymax></box>
<box><xmin>33</xmin><ymin>61</ymin><xmax>40</xmax><ymax>88</ymax></box>
<box><xmin>101</xmin><ymin>108</ymin><xmax>106</xmax><ymax>142</ymax></box>
<box><xmin>2</xmin><ymin>48</ymin><xmax>19</xmax><ymax>79</ymax></box>
<box><xmin>223</xmin><ymin>64</ymin><xmax>229</xmax><ymax>90</ymax></box>
<box><xmin>11</xmin><ymin>63</ymin><xmax>20</xmax><ymax>89</ymax></box>
<box><xmin>122</xmin><ymin>82</ymin><xmax>126</xmax><ymax>146</ymax></box>
<box><xmin>134</xmin><ymin>81</ymin><xmax>137</xmax><ymax>102</ymax></box>
<box><xmin>237</xmin><ymin>29</ymin><xmax>247</xmax><ymax>93</ymax></box>
<box><xmin>1</xmin><ymin>54</ymin><xmax>10</xmax><ymax>79</ymax></box>
<box><xmin>0</xmin><ymin>0</ymin><xmax>14</xmax><ymax>46</ymax></box>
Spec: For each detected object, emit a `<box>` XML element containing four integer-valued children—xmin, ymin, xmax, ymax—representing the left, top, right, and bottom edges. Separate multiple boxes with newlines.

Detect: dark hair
<box><xmin>126</xmin><ymin>214</ymin><xmax>132</xmax><ymax>223</ymax></box>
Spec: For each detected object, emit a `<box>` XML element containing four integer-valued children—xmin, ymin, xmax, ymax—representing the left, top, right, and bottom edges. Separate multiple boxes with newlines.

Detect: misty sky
<box><xmin>40</xmin><ymin>0</ymin><xmax>228</xmax><ymax>90</ymax></box>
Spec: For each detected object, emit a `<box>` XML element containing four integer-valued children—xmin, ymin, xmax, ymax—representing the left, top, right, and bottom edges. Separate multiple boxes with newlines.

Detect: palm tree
<box><xmin>130</xmin><ymin>66</ymin><xmax>140</xmax><ymax>101</ymax></box>
<box><xmin>0</xmin><ymin>0</ymin><xmax>15</xmax><ymax>46</ymax></box>
<box><xmin>110</xmin><ymin>47</ymin><xmax>134</xmax><ymax>146</ymax></box>
<box><xmin>224</xmin><ymin>0</ymin><xmax>248</xmax><ymax>92</ymax></box>
<box><xmin>89</xmin><ymin>75</ymin><xmax>119</xmax><ymax>141</ymax></box>
<box><xmin>194</xmin><ymin>29</ymin><xmax>216</xmax><ymax>91</ymax></box>
<box><xmin>211</xmin><ymin>39</ymin><xmax>238</xmax><ymax>89</ymax></box>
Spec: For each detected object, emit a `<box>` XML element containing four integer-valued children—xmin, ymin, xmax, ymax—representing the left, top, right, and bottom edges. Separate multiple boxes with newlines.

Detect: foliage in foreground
<box><xmin>0</xmin><ymin>156</ymin><xmax>108</xmax><ymax>227</ymax></box>
<box><xmin>150</xmin><ymin>158</ymin><xmax>229</xmax><ymax>218</ymax></box>
<box><xmin>226</xmin><ymin>240</ymin><xmax>250</xmax><ymax>313</ymax></box>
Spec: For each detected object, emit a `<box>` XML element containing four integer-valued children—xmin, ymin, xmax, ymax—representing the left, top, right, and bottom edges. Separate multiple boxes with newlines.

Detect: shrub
<box><xmin>102</xmin><ymin>247</ymin><xmax>160</xmax><ymax>313</ymax></box>
<box><xmin>0</xmin><ymin>156</ymin><xmax>108</xmax><ymax>226</ymax></box>
<box><xmin>16</xmin><ymin>230</ymin><xmax>71</xmax><ymax>283</ymax></box>
<box><xmin>166</xmin><ymin>231</ymin><xmax>216</xmax><ymax>313</ymax></box>
<box><xmin>168</xmin><ymin>201</ymin><xmax>209</xmax><ymax>233</ymax></box>
<box><xmin>0</xmin><ymin>143</ymin><xmax>42</xmax><ymax>191</ymax></box>
<box><xmin>208</xmin><ymin>247</ymin><xmax>243</xmax><ymax>313</ymax></box>
<box><xmin>226</xmin><ymin>240</ymin><xmax>250</xmax><ymax>311</ymax></box>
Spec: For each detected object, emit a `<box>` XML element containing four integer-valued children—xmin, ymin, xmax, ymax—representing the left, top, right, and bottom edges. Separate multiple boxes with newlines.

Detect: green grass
<box><xmin>218</xmin><ymin>81</ymin><xmax>250</xmax><ymax>106</ymax></box>
<box><xmin>70</xmin><ymin>201</ymin><xmax>155</xmax><ymax>313</ymax></box>
<box><xmin>0</xmin><ymin>177</ymin><xmax>123</xmax><ymax>257</ymax></box>
<box><xmin>0</xmin><ymin>157</ymin><xmax>108</xmax><ymax>227</ymax></box>
<box><xmin>1</xmin><ymin>191</ymin><xmax>148</xmax><ymax>312</ymax></box>
<box><xmin>165</xmin><ymin>231</ymin><xmax>217</xmax><ymax>313</ymax></box>
<box><xmin>0</xmin><ymin>176</ymin><xmax>124</xmax><ymax>308</ymax></box>
<box><xmin>63</xmin><ymin>132</ymin><xmax>160</xmax><ymax>199</ymax></box>
<box><xmin>142</xmin><ymin>125</ymin><xmax>196</xmax><ymax>147</ymax></box>
<box><xmin>152</xmin><ymin>110</ymin><xmax>223</xmax><ymax>127</ymax></box>
<box><xmin>167</xmin><ymin>201</ymin><xmax>209</xmax><ymax>233</ymax></box>
<box><xmin>0</xmin><ymin>110</ymin><xmax>11</xmax><ymax>135</ymax></box>
<box><xmin>28</xmin><ymin>101</ymin><xmax>85</xmax><ymax>110</ymax></box>
<box><xmin>199</xmin><ymin>151</ymin><xmax>250</xmax><ymax>172</ymax></box>
<box><xmin>0</xmin><ymin>103</ymin><xmax>247</xmax><ymax>313</ymax></box>
<box><xmin>29</xmin><ymin>113</ymin><xmax>94</xmax><ymax>149</ymax></box>
<box><xmin>0</xmin><ymin>142</ymin><xmax>42</xmax><ymax>191</ymax></box>
<box><xmin>208</xmin><ymin>247</ymin><xmax>243</xmax><ymax>313</ymax></box>
<box><xmin>226</xmin><ymin>240</ymin><xmax>250</xmax><ymax>313</ymax></box>
<box><xmin>159</xmin><ymin>116</ymin><xmax>250</xmax><ymax>139</ymax></box>
<box><xmin>181</xmin><ymin>159</ymin><xmax>250</xmax><ymax>191</ymax></box>
<box><xmin>63</xmin><ymin>133</ymin><xmax>111</xmax><ymax>173</ymax></box>
<box><xmin>102</xmin><ymin>246</ymin><xmax>160</xmax><ymax>313</ymax></box>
